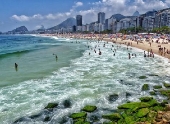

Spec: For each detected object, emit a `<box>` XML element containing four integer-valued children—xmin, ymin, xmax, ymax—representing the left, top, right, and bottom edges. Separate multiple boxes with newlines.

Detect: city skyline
<box><xmin>1</xmin><ymin>0</ymin><xmax>170</xmax><ymax>32</ymax></box>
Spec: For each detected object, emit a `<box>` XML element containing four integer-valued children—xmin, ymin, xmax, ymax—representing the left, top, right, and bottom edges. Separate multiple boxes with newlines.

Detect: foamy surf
<box><xmin>0</xmin><ymin>36</ymin><xmax>170</xmax><ymax>123</ymax></box>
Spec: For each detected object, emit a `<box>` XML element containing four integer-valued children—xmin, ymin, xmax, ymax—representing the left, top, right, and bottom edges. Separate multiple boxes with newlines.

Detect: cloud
<box><xmin>35</xmin><ymin>25</ymin><xmax>45</xmax><ymax>30</ymax></box>
<box><xmin>11</xmin><ymin>13</ymin><xmax>71</xmax><ymax>22</ymax></box>
<box><xmin>75</xmin><ymin>2</ymin><xmax>83</xmax><ymax>7</ymax></box>
<box><xmin>9</xmin><ymin>0</ymin><xmax>170</xmax><ymax>31</ymax></box>
<box><xmin>165</xmin><ymin>0</ymin><xmax>170</xmax><ymax>5</ymax></box>
<box><xmin>11</xmin><ymin>15</ymin><xmax>30</xmax><ymax>21</ymax></box>
<box><xmin>90</xmin><ymin>0</ymin><xmax>168</xmax><ymax>16</ymax></box>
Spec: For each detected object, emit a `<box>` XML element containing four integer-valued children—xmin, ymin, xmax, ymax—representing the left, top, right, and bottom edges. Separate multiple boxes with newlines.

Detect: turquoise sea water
<box><xmin>0</xmin><ymin>35</ymin><xmax>170</xmax><ymax>123</ymax></box>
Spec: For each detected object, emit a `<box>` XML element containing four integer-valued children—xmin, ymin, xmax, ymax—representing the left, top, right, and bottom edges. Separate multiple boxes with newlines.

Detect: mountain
<box><xmin>110</xmin><ymin>14</ymin><xmax>137</xmax><ymax>21</ymax></box>
<box><xmin>133</xmin><ymin>11</ymin><xmax>140</xmax><ymax>16</ymax></box>
<box><xmin>13</xmin><ymin>26</ymin><xmax>28</xmax><ymax>32</ymax></box>
<box><xmin>10</xmin><ymin>26</ymin><xmax>28</xmax><ymax>34</ymax></box>
<box><xmin>48</xmin><ymin>17</ymin><xmax>76</xmax><ymax>30</ymax></box>
<box><xmin>110</xmin><ymin>14</ymin><xmax>125</xmax><ymax>21</ymax></box>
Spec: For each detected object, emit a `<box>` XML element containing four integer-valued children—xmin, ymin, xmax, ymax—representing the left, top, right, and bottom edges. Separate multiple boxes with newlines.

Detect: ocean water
<box><xmin>0</xmin><ymin>35</ymin><xmax>170</xmax><ymax>123</ymax></box>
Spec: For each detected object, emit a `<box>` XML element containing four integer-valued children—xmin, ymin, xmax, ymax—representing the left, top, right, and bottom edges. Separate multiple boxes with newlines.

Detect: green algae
<box><xmin>82</xmin><ymin>105</ymin><xmax>97</xmax><ymax>112</ymax></box>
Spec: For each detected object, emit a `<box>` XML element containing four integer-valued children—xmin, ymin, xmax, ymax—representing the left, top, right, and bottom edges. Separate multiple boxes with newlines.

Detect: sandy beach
<box><xmin>103</xmin><ymin>37</ymin><xmax>170</xmax><ymax>59</ymax></box>
<box><xmin>40</xmin><ymin>33</ymin><xmax>170</xmax><ymax>60</ymax></box>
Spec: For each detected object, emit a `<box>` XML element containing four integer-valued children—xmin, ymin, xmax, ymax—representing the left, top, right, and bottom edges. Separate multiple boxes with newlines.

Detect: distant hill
<box><xmin>5</xmin><ymin>26</ymin><xmax>28</xmax><ymax>34</ymax></box>
<box><xmin>48</xmin><ymin>17</ymin><xmax>76</xmax><ymax>30</ymax></box>
<box><xmin>133</xmin><ymin>11</ymin><xmax>140</xmax><ymax>16</ymax></box>
<box><xmin>110</xmin><ymin>14</ymin><xmax>125</xmax><ymax>21</ymax></box>
<box><xmin>110</xmin><ymin>14</ymin><xmax>136</xmax><ymax>21</ymax></box>
<box><xmin>12</xmin><ymin>26</ymin><xmax>28</xmax><ymax>33</ymax></box>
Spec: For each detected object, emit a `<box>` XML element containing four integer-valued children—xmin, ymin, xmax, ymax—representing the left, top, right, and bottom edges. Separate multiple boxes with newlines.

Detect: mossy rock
<box><xmin>70</xmin><ymin>112</ymin><xmax>87</xmax><ymax>120</ymax></box>
<box><xmin>147</xmin><ymin>111</ymin><xmax>157</xmax><ymax>122</ymax></box>
<box><xmin>147</xmin><ymin>99</ymin><xmax>158</xmax><ymax>107</ymax></box>
<box><xmin>159</xmin><ymin>89</ymin><xmax>170</xmax><ymax>99</ymax></box>
<box><xmin>126</xmin><ymin>92</ymin><xmax>131</xmax><ymax>98</ymax></box>
<box><xmin>136</xmin><ymin>108</ymin><xmax>149</xmax><ymax>118</ymax></box>
<box><xmin>74</xmin><ymin>121</ymin><xmax>90</xmax><ymax>124</ymax></box>
<box><xmin>139</xmin><ymin>97</ymin><xmax>153</xmax><ymax>102</ymax></box>
<box><xmin>89</xmin><ymin>114</ymin><xmax>100</xmax><ymax>122</ymax></box>
<box><xmin>108</xmin><ymin>94</ymin><xmax>119</xmax><ymax>102</ymax></box>
<box><xmin>139</xmin><ymin>76</ymin><xmax>147</xmax><ymax>79</ymax></box>
<box><xmin>125</xmin><ymin>116</ymin><xmax>135</xmax><ymax>124</ymax></box>
<box><xmin>43</xmin><ymin>116</ymin><xmax>50</xmax><ymax>122</ymax></box>
<box><xmin>153</xmin><ymin>85</ymin><xmax>162</xmax><ymax>89</ymax></box>
<box><xmin>118</xmin><ymin>102</ymin><xmax>150</xmax><ymax>110</ymax></box>
<box><xmin>102</xmin><ymin>113</ymin><xmax>121</xmax><ymax>121</ymax></box>
<box><xmin>142</xmin><ymin>84</ymin><xmax>149</xmax><ymax>91</ymax></box>
<box><xmin>160</xmin><ymin>100</ymin><xmax>168</xmax><ymax>107</ymax></box>
<box><xmin>163</xmin><ymin>82</ymin><xmax>170</xmax><ymax>88</ymax></box>
<box><xmin>62</xmin><ymin>99</ymin><xmax>72</xmax><ymax>108</ymax></box>
<box><xmin>73</xmin><ymin>118</ymin><xmax>85</xmax><ymax>123</ymax></box>
<box><xmin>148</xmin><ymin>74</ymin><xmax>158</xmax><ymax>76</ymax></box>
<box><xmin>118</xmin><ymin>118</ymin><xmax>126</xmax><ymax>124</ymax></box>
<box><xmin>121</xmin><ymin>111</ymin><xmax>128</xmax><ymax>118</ymax></box>
<box><xmin>139</xmin><ymin>117</ymin><xmax>147</xmax><ymax>122</ymax></box>
<box><xmin>151</xmin><ymin>105</ymin><xmax>164</xmax><ymax>111</ymax></box>
<box><xmin>82</xmin><ymin>105</ymin><xmax>97</xmax><ymax>112</ymax></box>
<box><xmin>149</xmin><ymin>91</ymin><xmax>156</xmax><ymax>95</ymax></box>
<box><xmin>44</xmin><ymin>103</ymin><xmax>58</xmax><ymax>109</ymax></box>
<box><xmin>103</xmin><ymin>121</ymin><xmax>117</xmax><ymax>124</ymax></box>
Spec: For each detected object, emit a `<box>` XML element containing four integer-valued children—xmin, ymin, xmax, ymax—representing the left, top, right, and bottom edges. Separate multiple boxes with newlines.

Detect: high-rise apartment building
<box><xmin>76</xmin><ymin>15</ymin><xmax>82</xmax><ymax>26</ymax></box>
<box><xmin>98</xmin><ymin>12</ymin><xmax>105</xmax><ymax>24</ymax></box>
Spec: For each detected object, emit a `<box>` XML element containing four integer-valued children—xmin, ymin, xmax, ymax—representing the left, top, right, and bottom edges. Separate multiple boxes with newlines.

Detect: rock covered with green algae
<box><xmin>116</xmin><ymin>96</ymin><xmax>165</xmax><ymax>123</ymax></box>
<box><xmin>159</xmin><ymin>89</ymin><xmax>170</xmax><ymax>99</ymax></box>
<box><xmin>149</xmin><ymin>91</ymin><xmax>156</xmax><ymax>95</ymax></box>
<box><xmin>70</xmin><ymin>112</ymin><xmax>87</xmax><ymax>120</ymax></box>
<box><xmin>139</xmin><ymin>76</ymin><xmax>147</xmax><ymax>79</ymax></box>
<box><xmin>141</xmin><ymin>84</ymin><xmax>149</xmax><ymax>91</ymax></box>
<box><xmin>102</xmin><ymin>113</ymin><xmax>121</xmax><ymax>121</ymax></box>
<box><xmin>137</xmin><ymin>108</ymin><xmax>149</xmax><ymax>117</ymax></box>
<box><xmin>74</xmin><ymin>119</ymin><xmax>90</xmax><ymax>124</ymax></box>
<box><xmin>163</xmin><ymin>82</ymin><xmax>170</xmax><ymax>88</ymax></box>
<box><xmin>68</xmin><ymin>96</ymin><xmax>167</xmax><ymax>124</ymax></box>
<box><xmin>82</xmin><ymin>105</ymin><xmax>97</xmax><ymax>112</ymax></box>
<box><xmin>44</xmin><ymin>102</ymin><xmax>58</xmax><ymax>109</ymax></box>
<box><xmin>139</xmin><ymin>97</ymin><xmax>153</xmax><ymax>102</ymax></box>
<box><xmin>124</xmin><ymin>116</ymin><xmax>135</xmax><ymax>124</ymax></box>
<box><xmin>117</xmin><ymin>102</ymin><xmax>150</xmax><ymax>110</ymax></box>
<box><xmin>153</xmin><ymin>85</ymin><xmax>162</xmax><ymax>89</ymax></box>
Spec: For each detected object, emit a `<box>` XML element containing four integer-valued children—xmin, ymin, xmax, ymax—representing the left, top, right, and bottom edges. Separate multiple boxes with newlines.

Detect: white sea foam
<box><xmin>1</xmin><ymin>38</ymin><xmax>170</xmax><ymax>123</ymax></box>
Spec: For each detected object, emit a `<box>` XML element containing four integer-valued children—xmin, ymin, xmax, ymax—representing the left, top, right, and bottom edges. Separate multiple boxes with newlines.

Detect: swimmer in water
<box><xmin>15</xmin><ymin>63</ymin><xmax>18</xmax><ymax>71</ymax></box>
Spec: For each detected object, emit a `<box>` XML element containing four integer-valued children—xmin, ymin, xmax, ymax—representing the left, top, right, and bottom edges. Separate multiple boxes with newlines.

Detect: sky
<box><xmin>0</xmin><ymin>0</ymin><xmax>170</xmax><ymax>32</ymax></box>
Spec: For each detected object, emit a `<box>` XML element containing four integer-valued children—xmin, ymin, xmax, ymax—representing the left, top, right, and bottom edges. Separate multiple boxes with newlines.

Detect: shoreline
<box><xmin>11</xmin><ymin>34</ymin><xmax>170</xmax><ymax>123</ymax></box>
<box><xmin>38</xmin><ymin>33</ymin><xmax>170</xmax><ymax>60</ymax></box>
<box><xmin>103</xmin><ymin>37</ymin><xmax>170</xmax><ymax>60</ymax></box>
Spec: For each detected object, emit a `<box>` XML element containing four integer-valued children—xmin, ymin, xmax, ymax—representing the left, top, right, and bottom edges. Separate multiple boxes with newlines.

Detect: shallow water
<box><xmin>0</xmin><ymin>35</ymin><xmax>170</xmax><ymax>123</ymax></box>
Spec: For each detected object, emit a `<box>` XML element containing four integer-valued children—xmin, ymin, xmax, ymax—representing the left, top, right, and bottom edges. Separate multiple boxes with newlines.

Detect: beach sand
<box><xmin>41</xmin><ymin>34</ymin><xmax>170</xmax><ymax>60</ymax></box>
<box><xmin>103</xmin><ymin>37</ymin><xmax>170</xmax><ymax>59</ymax></box>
